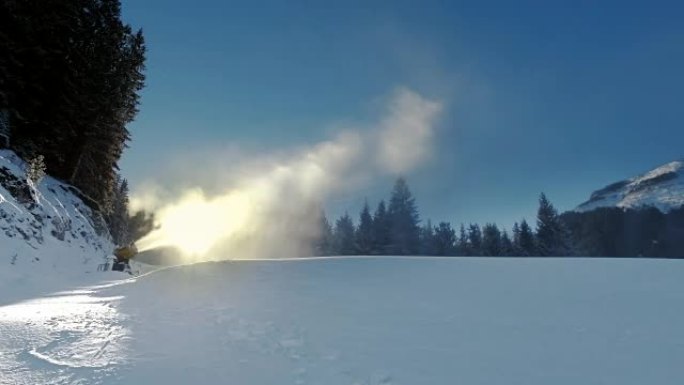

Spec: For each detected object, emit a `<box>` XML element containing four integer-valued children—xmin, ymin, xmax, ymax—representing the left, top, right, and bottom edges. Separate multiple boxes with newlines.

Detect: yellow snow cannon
<box><xmin>114</xmin><ymin>244</ymin><xmax>138</xmax><ymax>261</ymax></box>
<box><xmin>112</xmin><ymin>244</ymin><xmax>138</xmax><ymax>272</ymax></box>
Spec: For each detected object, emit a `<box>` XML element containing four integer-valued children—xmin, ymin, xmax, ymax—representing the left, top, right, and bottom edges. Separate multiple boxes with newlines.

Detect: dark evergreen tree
<box><xmin>518</xmin><ymin>219</ymin><xmax>536</xmax><ymax>256</ymax></box>
<box><xmin>481</xmin><ymin>223</ymin><xmax>502</xmax><ymax>256</ymax></box>
<box><xmin>333</xmin><ymin>213</ymin><xmax>356</xmax><ymax>255</ymax></box>
<box><xmin>536</xmin><ymin>193</ymin><xmax>569</xmax><ymax>256</ymax></box>
<box><xmin>511</xmin><ymin>222</ymin><xmax>522</xmax><ymax>255</ymax></box>
<box><xmin>0</xmin><ymin>110</ymin><xmax>9</xmax><ymax>148</ymax></box>
<box><xmin>467</xmin><ymin>223</ymin><xmax>482</xmax><ymax>256</ymax></box>
<box><xmin>558</xmin><ymin>206</ymin><xmax>684</xmax><ymax>258</ymax></box>
<box><xmin>387</xmin><ymin>178</ymin><xmax>420</xmax><ymax>255</ymax></box>
<box><xmin>433</xmin><ymin>222</ymin><xmax>456</xmax><ymax>256</ymax></box>
<box><xmin>419</xmin><ymin>220</ymin><xmax>436</xmax><ymax>255</ymax></box>
<box><xmin>500</xmin><ymin>230</ymin><xmax>514</xmax><ymax>256</ymax></box>
<box><xmin>314</xmin><ymin>210</ymin><xmax>334</xmax><ymax>256</ymax></box>
<box><xmin>105</xmin><ymin>175</ymin><xmax>130</xmax><ymax>244</ymax></box>
<box><xmin>355</xmin><ymin>200</ymin><xmax>374</xmax><ymax>255</ymax></box>
<box><xmin>0</xmin><ymin>0</ymin><xmax>145</xmax><ymax>213</ymax></box>
<box><xmin>456</xmin><ymin>224</ymin><xmax>469</xmax><ymax>256</ymax></box>
<box><xmin>371</xmin><ymin>200</ymin><xmax>390</xmax><ymax>254</ymax></box>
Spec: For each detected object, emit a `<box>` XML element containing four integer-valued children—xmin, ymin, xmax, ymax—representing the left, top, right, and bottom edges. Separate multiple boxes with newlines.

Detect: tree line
<box><xmin>0</xmin><ymin>0</ymin><xmax>145</xmax><ymax>215</ymax></box>
<box><xmin>314</xmin><ymin>178</ymin><xmax>684</xmax><ymax>258</ymax></box>
<box><xmin>0</xmin><ymin>0</ymin><xmax>152</xmax><ymax>244</ymax></box>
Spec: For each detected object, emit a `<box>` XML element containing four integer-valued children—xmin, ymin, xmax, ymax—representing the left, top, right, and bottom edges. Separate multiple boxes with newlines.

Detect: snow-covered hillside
<box><xmin>2</xmin><ymin>257</ymin><xmax>684</xmax><ymax>385</ymax></box>
<box><xmin>0</xmin><ymin>149</ymin><xmax>113</xmax><ymax>280</ymax></box>
<box><xmin>576</xmin><ymin>159</ymin><xmax>684</xmax><ymax>212</ymax></box>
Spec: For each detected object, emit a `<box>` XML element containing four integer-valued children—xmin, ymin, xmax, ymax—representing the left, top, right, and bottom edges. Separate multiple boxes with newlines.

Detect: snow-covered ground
<box><xmin>2</xmin><ymin>257</ymin><xmax>684</xmax><ymax>384</ymax></box>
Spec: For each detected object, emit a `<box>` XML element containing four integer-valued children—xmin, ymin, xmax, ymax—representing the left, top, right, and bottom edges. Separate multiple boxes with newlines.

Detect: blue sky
<box><xmin>120</xmin><ymin>0</ymin><xmax>684</xmax><ymax>228</ymax></box>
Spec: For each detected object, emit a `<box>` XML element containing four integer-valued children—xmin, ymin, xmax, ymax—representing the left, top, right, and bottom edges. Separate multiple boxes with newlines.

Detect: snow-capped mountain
<box><xmin>0</xmin><ymin>149</ymin><xmax>113</xmax><ymax>273</ymax></box>
<box><xmin>576</xmin><ymin>159</ymin><xmax>684</xmax><ymax>213</ymax></box>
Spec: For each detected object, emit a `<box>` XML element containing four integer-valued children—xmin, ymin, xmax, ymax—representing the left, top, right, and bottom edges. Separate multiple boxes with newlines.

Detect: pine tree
<box><xmin>433</xmin><ymin>222</ymin><xmax>456</xmax><ymax>256</ymax></box>
<box><xmin>457</xmin><ymin>224</ymin><xmax>469</xmax><ymax>256</ymax></box>
<box><xmin>481</xmin><ymin>223</ymin><xmax>502</xmax><ymax>256</ymax></box>
<box><xmin>25</xmin><ymin>154</ymin><xmax>46</xmax><ymax>186</ymax></box>
<box><xmin>105</xmin><ymin>176</ymin><xmax>130</xmax><ymax>245</ymax></box>
<box><xmin>333</xmin><ymin>213</ymin><xmax>356</xmax><ymax>255</ymax></box>
<box><xmin>314</xmin><ymin>210</ymin><xmax>334</xmax><ymax>256</ymax></box>
<box><xmin>1</xmin><ymin>0</ymin><xmax>145</xmax><ymax>212</ymax></box>
<box><xmin>500</xmin><ymin>230</ymin><xmax>514</xmax><ymax>256</ymax></box>
<box><xmin>387</xmin><ymin>178</ymin><xmax>420</xmax><ymax>255</ymax></box>
<box><xmin>419</xmin><ymin>220</ymin><xmax>435</xmax><ymax>255</ymax></box>
<box><xmin>371</xmin><ymin>200</ymin><xmax>390</xmax><ymax>254</ymax></box>
<box><xmin>535</xmin><ymin>193</ymin><xmax>569</xmax><ymax>256</ymax></box>
<box><xmin>0</xmin><ymin>110</ymin><xmax>9</xmax><ymax>148</ymax></box>
<box><xmin>512</xmin><ymin>222</ymin><xmax>522</xmax><ymax>255</ymax></box>
<box><xmin>518</xmin><ymin>219</ymin><xmax>536</xmax><ymax>256</ymax></box>
<box><xmin>355</xmin><ymin>200</ymin><xmax>374</xmax><ymax>255</ymax></box>
<box><xmin>467</xmin><ymin>223</ymin><xmax>482</xmax><ymax>256</ymax></box>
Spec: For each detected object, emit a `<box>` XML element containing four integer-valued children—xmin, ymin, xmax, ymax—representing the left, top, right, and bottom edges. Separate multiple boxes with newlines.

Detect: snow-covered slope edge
<box><xmin>0</xmin><ymin>149</ymin><xmax>113</xmax><ymax>276</ymax></box>
<box><xmin>576</xmin><ymin>160</ymin><xmax>684</xmax><ymax>213</ymax></box>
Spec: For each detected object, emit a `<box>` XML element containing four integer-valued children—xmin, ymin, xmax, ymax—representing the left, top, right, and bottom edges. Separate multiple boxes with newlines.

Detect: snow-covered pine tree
<box><xmin>387</xmin><ymin>178</ymin><xmax>420</xmax><ymax>255</ymax></box>
<box><xmin>25</xmin><ymin>154</ymin><xmax>46</xmax><ymax>202</ymax></box>
<box><xmin>25</xmin><ymin>154</ymin><xmax>46</xmax><ymax>186</ymax></box>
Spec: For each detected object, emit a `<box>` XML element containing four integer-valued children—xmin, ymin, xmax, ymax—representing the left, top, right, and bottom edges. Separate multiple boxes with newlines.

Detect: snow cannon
<box><xmin>112</xmin><ymin>244</ymin><xmax>138</xmax><ymax>272</ymax></box>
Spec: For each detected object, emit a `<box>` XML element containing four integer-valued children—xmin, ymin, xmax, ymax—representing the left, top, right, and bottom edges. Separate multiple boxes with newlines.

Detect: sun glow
<box><xmin>137</xmin><ymin>189</ymin><xmax>252</xmax><ymax>256</ymax></box>
<box><xmin>133</xmin><ymin>88</ymin><xmax>442</xmax><ymax>262</ymax></box>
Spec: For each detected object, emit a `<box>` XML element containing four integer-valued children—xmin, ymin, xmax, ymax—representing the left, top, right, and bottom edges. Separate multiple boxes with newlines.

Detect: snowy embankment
<box><xmin>2</xmin><ymin>257</ymin><xmax>684</xmax><ymax>385</ymax></box>
<box><xmin>0</xmin><ymin>149</ymin><xmax>118</xmax><ymax>303</ymax></box>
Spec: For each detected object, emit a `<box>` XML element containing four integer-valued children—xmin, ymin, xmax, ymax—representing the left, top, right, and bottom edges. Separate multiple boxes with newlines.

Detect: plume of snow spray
<box><xmin>134</xmin><ymin>88</ymin><xmax>442</xmax><ymax>261</ymax></box>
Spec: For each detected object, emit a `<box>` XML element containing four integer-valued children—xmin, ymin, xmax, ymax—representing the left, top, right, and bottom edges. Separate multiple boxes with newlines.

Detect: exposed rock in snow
<box><xmin>576</xmin><ymin>160</ymin><xmax>684</xmax><ymax>213</ymax></box>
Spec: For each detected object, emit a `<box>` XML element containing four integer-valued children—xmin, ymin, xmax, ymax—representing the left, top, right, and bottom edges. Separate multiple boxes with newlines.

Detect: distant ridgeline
<box><xmin>565</xmin><ymin>160</ymin><xmax>684</xmax><ymax>258</ymax></box>
<box><xmin>317</xmin><ymin>169</ymin><xmax>684</xmax><ymax>258</ymax></box>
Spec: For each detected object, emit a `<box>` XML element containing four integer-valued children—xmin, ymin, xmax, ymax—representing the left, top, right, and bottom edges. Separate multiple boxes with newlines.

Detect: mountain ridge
<box><xmin>576</xmin><ymin>159</ymin><xmax>684</xmax><ymax>213</ymax></box>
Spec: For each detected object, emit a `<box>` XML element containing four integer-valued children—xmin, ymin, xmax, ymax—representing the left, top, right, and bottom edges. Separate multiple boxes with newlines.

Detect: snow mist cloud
<box><xmin>134</xmin><ymin>88</ymin><xmax>442</xmax><ymax>261</ymax></box>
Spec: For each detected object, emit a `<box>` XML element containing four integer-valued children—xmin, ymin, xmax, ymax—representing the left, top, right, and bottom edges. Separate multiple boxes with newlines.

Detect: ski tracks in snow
<box><xmin>209</xmin><ymin>306</ymin><xmax>395</xmax><ymax>385</ymax></box>
<box><xmin>0</xmin><ymin>283</ymin><xmax>131</xmax><ymax>385</ymax></box>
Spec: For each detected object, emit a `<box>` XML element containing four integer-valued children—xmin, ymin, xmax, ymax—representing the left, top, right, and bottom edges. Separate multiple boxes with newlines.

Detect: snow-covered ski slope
<box><xmin>576</xmin><ymin>159</ymin><xmax>684</xmax><ymax>212</ymax></box>
<box><xmin>2</xmin><ymin>257</ymin><xmax>684</xmax><ymax>385</ymax></box>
